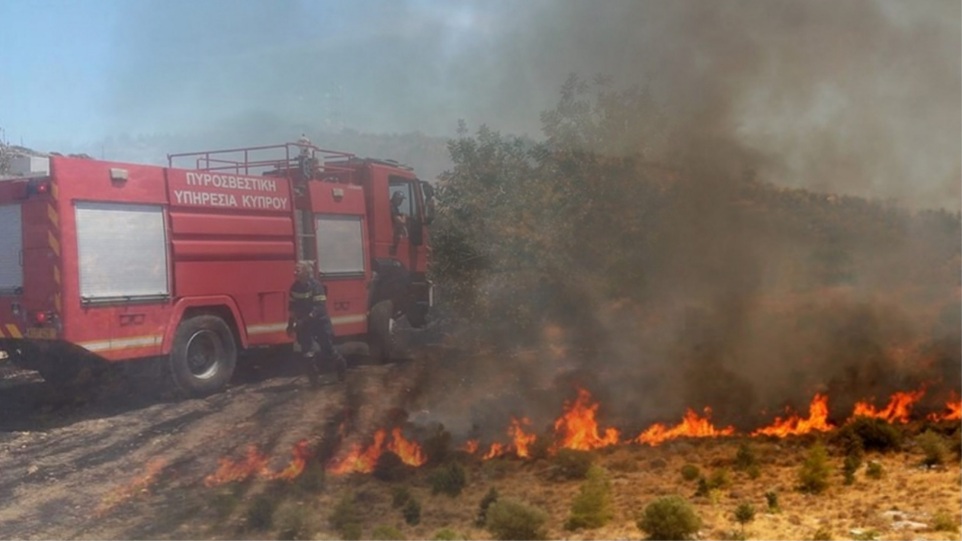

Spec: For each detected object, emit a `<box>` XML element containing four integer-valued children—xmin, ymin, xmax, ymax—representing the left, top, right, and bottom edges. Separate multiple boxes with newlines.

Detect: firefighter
<box><xmin>390</xmin><ymin>190</ymin><xmax>407</xmax><ymax>255</ymax></box>
<box><xmin>287</xmin><ymin>260</ymin><xmax>347</xmax><ymax>386</ymax></box>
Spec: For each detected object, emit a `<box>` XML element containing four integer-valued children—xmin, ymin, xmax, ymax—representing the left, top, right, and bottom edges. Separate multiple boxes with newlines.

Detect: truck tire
<box><xmin>368</xmin><ymin>300</ymin><xmax>395</xmax><ymax>364</ymax></box>
<box><xmin>168</xmin><ymin>315</ymin><xmax>237</xmax><ymax>397</ymax></box>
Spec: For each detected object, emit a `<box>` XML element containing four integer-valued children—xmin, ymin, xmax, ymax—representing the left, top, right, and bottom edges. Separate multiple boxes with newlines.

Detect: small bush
<box><xmin>430</xmin><ymin>462</ymin><xmax>467</xmax><ymax>497</ymax></box>
<box><xmin>842</xmin><ymin>453</ymin><xmax>861</xmax><ymax>485</ymax></box>
<box><xmin>292</xmin><ymin>460</ymin><xmax>326</xmax><ymax>494</ymax></box>
<box><xmin>274</xmin><ymin>501</ymin><xmax>315</xmax><ymax>540</ymax></box>
<box><xmin>932</xmin><ymin>509</ymin><xmax>959</xmax><ymax>533</ymax></box>
<box><xmin>834</xmin><ymin>417</ymin><xmax>902</xmax><ymax>453</ymax></box>
<box><xmin>374</xmin><ymin>451</ymin><xmax>413</xmax><ymax>482</ymax></box>
<box><xmin>245</xmin><ymin>493</ymin><xmax>279</xmax><ymax>530</ymax></box>
<box><xmin>916</xmin><ymin>430</ymin><xmax>948</xmax><ymax>467</ymax></box>
<box><xmin>550</xmin><ymin>448</ymin><xmax>594</xmax><ymax>480</ymax></box>
<box><xmin>421</xmin><ymin>424</ymin><xmax>453</xmax><ymax>465</ymax></box>
<box><xmin>680</xmin><ymin>463</ymin><xmax>700</xmax><ymax>481</ymax></box>
<box><xmin>485</xmin><ymin>498</ymin><xmax>549</xmax><ymax>540</ymax></box>
<box><xmin>694</xmin><ymin>476</ymin><xmax>710</xmax><ymax>497</ymax></box>
<box><xmin>329</xmin><ymin>493</ymin><xmax>364</xmax><ymax>539</ymax></box>
<box><xmin>564</xmin><ymin>465</ymin><xmax>613</xmax><ymax>531</ymax></box>
<box><xmin>811</xmin><ymin>526</ymin><xmax>833</xmax><ymax>540</ymax></box>
<box><xmin>475</xmin><ymin>487</ymin><xmax>499</xmax><ymax>527</ymax></box>
<box><xmin>764</xmin><ymin>491</ymin><xmax>779</xmax><ymax>512</ymax></box>
<box><xmin>371</xmin><ymin>525</ymin><xmax>405</xmax><ymax>540</ymax></box>
<box><xmin>733</xmin><ymin>502</ymin><xmax>755</xmax><ymax>533</ymax></box>
<box><xmin>851</xmin><ymin>528</ymin><xmax>879</xmax><ymax>540</ymax></box>
<box><xmin>637</xmin><ymin>495</ymin><xmax>701</xmax><ymax>540</ymax></box>
<box><xmin>708</xmin><ymin>468</ymin><xmax>731</xmax><ymax>489</ymax></box>
<box><xmin>746</xmin><ymin>463</ymin><xmax>761</xmax><ymax>479</ymax></box>
<box><xmin>402</xmin><ymin>497</ymin><xmax>421</xmax><ymax>526</ymax></box>
<box><xmin>865</xmin><ymin>461</ymin><xmax>884</xmax><ymax>480</ymax></box>
<box><xmin>797</xmin><ymin>442</ymin><xmax>831</xmax><ymax>494</ymax></box>
<box><xmin>391</xmin><ymin>486</ymin><xmax>412</xmax><ymax>509</ymax></box>
<box><xmin>433</xmin><ymin>528</ymin><xmax>463</xmax><ymax>540</ymax></box>
<box><xmin>734</xmin><ymin>443</ymin><xmax>758</xmax><ymax>471</ymax></box>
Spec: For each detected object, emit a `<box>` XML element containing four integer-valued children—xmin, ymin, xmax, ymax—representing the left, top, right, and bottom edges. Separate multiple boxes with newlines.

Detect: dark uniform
<box><xmin>288</xmin><ymin>277</ymin><xmax>346</xmax><ymax>384</ymax></box>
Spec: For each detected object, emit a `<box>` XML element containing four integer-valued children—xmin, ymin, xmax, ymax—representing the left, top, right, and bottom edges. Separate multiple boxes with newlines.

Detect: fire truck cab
<box><xmin>0</xmin><ymin>142</ymin><xmax>434</xmax><ymax>396</ymax></box>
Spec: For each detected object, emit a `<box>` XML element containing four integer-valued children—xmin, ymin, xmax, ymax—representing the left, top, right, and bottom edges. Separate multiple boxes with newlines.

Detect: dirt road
<box><xmin>0</xmin><ymin>348</ymin><xmax>436</xmax><ymax>540</ymax></box>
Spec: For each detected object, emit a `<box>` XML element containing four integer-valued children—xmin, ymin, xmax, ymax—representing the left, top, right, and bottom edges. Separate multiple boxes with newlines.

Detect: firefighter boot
<box><xmin>303</xmin><ymin>352</ymin><xmax>321</xmax><ymax>388</ymax></box>
<box><xmin>335</xmin><ymin>354</ymin><xmax>347</xmax><ymax>383</ymax></box>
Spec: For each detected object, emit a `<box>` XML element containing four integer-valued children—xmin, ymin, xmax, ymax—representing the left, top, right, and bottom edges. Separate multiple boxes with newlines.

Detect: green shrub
<box><xmin>932</xmin><ymin>509</ymin><xmax>959</xmax><ymax>533</ymax></box>
<box><xmin>764</xmin><ymin>491</ymin><xmax>779</xmax><ymax>512</ymax></box>
<box><xmin>391</xmin><ymin>486</ymin><xmax>412</xmax><ymax>509</ymax></box>
<box><xmin>402</xmin><ymin>497</ymin><xmax>421</xmax><ymax>526</ymax></box>
<box><xmin>433</xmin><ymin>528</ymin><xmax>463</xmax><ymax>540</ymax></box>
<box><xmin>694</xmin><ymin>476</ymin><xmax>710</xmax><ymax>497</ymax></box>
<box><xmin>834</xmin><ymin>417</ymin><xmax>902</xmax><ymax>453</ymax></box>
<box><xmin>797</xmin><ymin>442</ymin><xmax>831</xmax><ymax>494</ymax></box>
<box><xmin>430</xmin><ymin>462</ymin><xmax>467</xmax><ymax>497</ymax></box>
<box><xmin>564</xmin><ymin>465</ymin><xmax>613</xmax><ymax>530</ymax></box>
<box><xmin>842</xmin><ymin>453</ymin><xmax>861</xmax><ymax>485</ymax></box>
<box><xmin>708</xmin><ymin>468</ymin><xmax>731</xmax><ymax>489</ymax></box>
<box><xmin>245</xmin><ymin>493</ymin><xmax>279</xmax><ymax>530</ymax></box>
<box><xmin>273</xmin><ymin>501</ymin><xmax>315</xmax><ymax>540</ymax></box>
<box><xmin>328</xmin><ymin>493</ymin><xmax>364</xmax><ymax>539</ymax></box>
<box><xmin>734</xmin><ymin>443</ymin><xmax>758</xmax><ymax>471</ymax></box>
<box><xmin>371</xmin><ymin>525</ymin><xmax>405</xmax><ymax>540</ymax></box>
<box><xmin>851</xmin><ymin>528</ymin><xmax>879</xmax><ymax>540</ymax></box>
<box><xmin>421</xmin><ymin>424</ymin><xmax>453</xmax><ymax>465</ymax></box>
<box><xmin>733</xmin><ymin>502</ymin><xmax>755</xmax><ymax>533</ymax></box>
<box><xmin>637</xmin><ymin>495</ymin><xmax>701</xmax><ymax>540</ymax></box>
<box><xmin>680</xmin><ymin>463</ymin><xmax>700</xmax><ymax>481</ymax></box>
<box><xmin>746</xmin><ymin>463</ymin><xmax>761</xmax><ymax>479</ymax></box>
<box><xmin>475</xmin><ymin>487</ymin><xmax>499</xmax><ymax>527</ymax></box>
<box><xmin>550</xmin><ymin>448</ymin><xmax>594</xmax><ymax>480</ymax></box>
<box><xmin>917</xmin><ymin>430</ymin><xmax>948</xmax><ymax>467</ymax></box>
<box><xmin>485</xmin><ymin>499</ymin><xmax>549</xmax><ymax>540</ymax></box>
<box><xmin>374</xmin><ymin>451</ymin><xmax>413</xmax><ymax>482</ymax></box>
<box><xmin>865</xmin><ymin>461</ymin><xmax>884</xmax><ymax>480</ymax></box>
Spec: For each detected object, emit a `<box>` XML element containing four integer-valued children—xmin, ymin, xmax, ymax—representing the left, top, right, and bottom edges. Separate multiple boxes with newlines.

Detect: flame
<box><xmin>509</xmin><ymin>417</ymin><xmax>538</xmax><ymax>458</ymax></box>
<box><xmin>387</xmin><ymin>428</ymin><xmax>426</xmax><ymax>467</ymax></box>
<box><xmin>635</xmin><ymin>407</ymin><xmax>735</xmax><ymax>446</ymax></box>
<box><xmin>553</xmin><ymin>388</ymin><xmax>620</xmax><ymax>450</ymax></box>
<box><xmin>753</xmin><ymin>393</ymin><xmax>833</xmax><ymax>437</ymax></box>
<box><xmin>96</xmin><ymin>458</ymin><xmax>166</xmax><ymax>515</ymax></box>
<box><xmin>327</xmin><ymin>429</ymin><xmax>387</xmax><ymax>475</ymax></box>
<box><xmin>928</xmin><ymin>393</ymin><xmax>962</xmax><ymax>421</ymax></box>
<box><xmin>852</xmin><ymin>388</ymin><xmax>925</xmax><ymax>423</ymax></box>
<box><xmin>270</xmin><ymin>440</ymin><xmax>312</xmax><ymax>481</ymax></box>
<box><xmin>460</xmin><ymin>439</ymin><xmax>480</xmax><ymax>454</ymax></box>
<box><xmin>204</xmin><ymin>445</ymin><xmax>271</xmax><ymax>487</ymax></box>
<box><xmin>483</xmin><ymin>442</ymin><xmax>508</xmax><ymax>460</ymax></box>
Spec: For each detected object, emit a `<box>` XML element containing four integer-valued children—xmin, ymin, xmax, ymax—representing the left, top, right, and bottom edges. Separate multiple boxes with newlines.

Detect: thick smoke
<box><xmin>102</xmin><ymin>0</ymin><xmax>959</xmax><ymax>209</ymax></box>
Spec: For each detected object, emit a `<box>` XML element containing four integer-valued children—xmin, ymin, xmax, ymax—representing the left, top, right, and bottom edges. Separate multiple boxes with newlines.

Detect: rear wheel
<box><xmin>169</xmin><ymin>315</ymin><xmax>236</xmax><ymax>397</ymax></box>
<box><xmin>368</xmin><ymin>300</ymin><xmax>395</xmax><ymax>364</ymax></box>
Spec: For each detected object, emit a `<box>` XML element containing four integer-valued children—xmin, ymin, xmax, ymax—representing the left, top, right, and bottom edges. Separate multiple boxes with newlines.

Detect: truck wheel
<box><xmin>169</xmin><ymin>315</ymin><xmax>236</xmax><ymax>397</ymax></box>
<box><xmin>368</xmin><ymin>300</ymin><xmax>395</xmax><ymax>364</ymax></box>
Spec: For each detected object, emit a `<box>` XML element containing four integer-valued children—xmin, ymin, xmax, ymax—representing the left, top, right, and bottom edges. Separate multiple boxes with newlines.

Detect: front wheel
<box><xmin>169</xmin><ymin>315</ymin><xmax>237</xmax><ymax>397</ymax></box>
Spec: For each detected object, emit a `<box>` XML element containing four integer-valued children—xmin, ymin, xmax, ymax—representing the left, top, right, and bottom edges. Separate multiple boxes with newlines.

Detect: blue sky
<box><xmin>1</xmin><ymin>1</ymin><xmax>958</xmax><ymax>209</ymax></box>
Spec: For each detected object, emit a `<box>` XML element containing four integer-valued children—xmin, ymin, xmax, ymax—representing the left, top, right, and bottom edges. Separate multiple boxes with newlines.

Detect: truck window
<box><xmin>75</xmin><ymin>202</ymin><xmax>169</xmax><ymax>301</ymax></box>
<box><xmin>0</xmin><ymin>204</ymin><xmax>23</xmax><ymax>293</ymax></box>
<box><xmin>388</xmin><ymin>177</ymin><xmax>418</xmax><ymax>219</ymax></box>
<box><xmin>315</xmin><ymin>214</ymin><xmax>365</xmax><ymax>276</ymax></box>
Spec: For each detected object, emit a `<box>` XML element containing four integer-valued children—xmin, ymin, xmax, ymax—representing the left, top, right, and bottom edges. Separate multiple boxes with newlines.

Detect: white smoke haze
<box><xmin>47</xmin><ymin>0</ymin><xmax>952</xmax><ymax>210</ymax></box>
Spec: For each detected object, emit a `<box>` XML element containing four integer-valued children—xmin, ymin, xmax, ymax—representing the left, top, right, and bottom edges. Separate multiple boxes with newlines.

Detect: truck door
<box><xmin>387</xmin><ymin>176</ymin><xmax>422</xmax><ymax>265</ymax></box>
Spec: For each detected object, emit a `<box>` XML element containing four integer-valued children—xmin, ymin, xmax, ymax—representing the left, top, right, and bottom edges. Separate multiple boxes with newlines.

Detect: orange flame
<box><xmin>327</xmin><ymin>429</ymin><xmax>387</xmax><ymax>475</ymax></box>
<box><xmin>635</xmin><ymin>407</ymin><xmax>735</xmax><ymax>446</ymax></box>
<box><xmin>928</xmin><ymin>393</ymin><xmax>962</xmax><ymax>421</ymax></box>
<box><xmin>753</xmin><ymin>393</ymin><xmax>833</xmax><ymax>437</ymax></box>
<box><xmin>553</xmin><ymin>388</ymin><xmax>620</xmax><ymax>450</ymax></box>
<box><xmin>387</xmin><ymin>428</ymin><xmax>427</xmax><ymax>467</ymax></box>
<box><xmin>483</xmin><ymin>442</ymin><xmax>508</xmax><ymax>460</ymax></box>
<box><xmin>852</xmin><ymin>388</ymin><xmax>925</xmax><ymax>424</ymax></box>
<box><xmin>509</xmin><ymin>417</ymin><xmax>538</xmax><ymax>458</ymax></box>
<box><xmin>96</xmin><ymin>458</ymin><xmax>166</xmax><ymax>515</ymax></box>
<box><xmin>460</xmin><ymin>439</ymin><xmax>480</xmax><ymax>454</ymax></box>
<box><xmin>271</xmin><ymin>440</ymin><xmax>312</xmax><ymax>481</ymax></box>
<box><xmin>204</xmin><ymin>445</ymin><xmax>271</xmax><ymax>487</ymax></box>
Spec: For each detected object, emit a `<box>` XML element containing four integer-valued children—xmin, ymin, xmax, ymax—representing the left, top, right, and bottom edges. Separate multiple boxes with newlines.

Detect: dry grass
<box><xmin>217</xmin><ymin>435</ymin><xmax>961</xmax><ymax>540</ymax></box>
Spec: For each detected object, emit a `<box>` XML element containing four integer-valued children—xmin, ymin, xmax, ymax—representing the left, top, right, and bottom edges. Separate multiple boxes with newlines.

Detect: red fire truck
<box><xmin>0</xmin><ymin>142</ymin><xmax>434</xmax><ymax>396</ymax></box>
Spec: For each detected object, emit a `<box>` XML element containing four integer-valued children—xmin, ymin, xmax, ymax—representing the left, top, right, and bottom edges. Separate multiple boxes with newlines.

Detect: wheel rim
<box><xmin>185</xmin><ymin>329</ymin><xmax>222</xmax><ymax>380</ymax></box>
